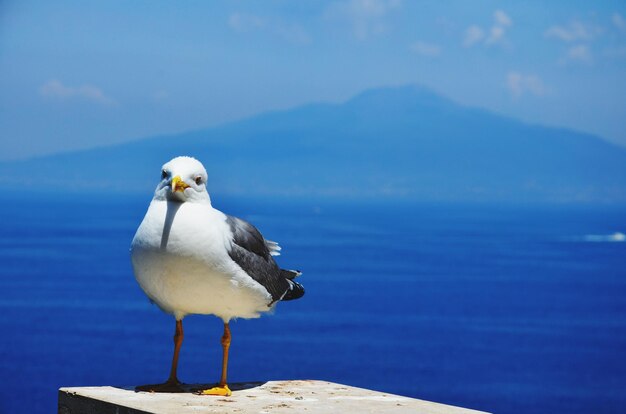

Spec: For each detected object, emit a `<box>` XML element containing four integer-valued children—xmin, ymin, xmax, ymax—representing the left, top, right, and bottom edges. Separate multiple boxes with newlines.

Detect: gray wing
<box><xmin>225</xmin><ymin>215</ymin><xmax>304</xmax><ymax>304</ymax></box>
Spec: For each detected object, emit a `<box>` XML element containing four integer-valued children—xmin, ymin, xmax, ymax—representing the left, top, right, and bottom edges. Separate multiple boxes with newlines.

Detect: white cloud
<box><xmin>324</xmin><ymin>0</ymin><xmax>402</xmax><ymax>40</ymax></box>
<box><xmin>410</xmin><ymin>41</ymin><xmax>441</xmax><ymax>56</ymax></box>
<box><xmin>494</xmin><ymin>10</ymin><xmax>512</xmax><ymax>28</ymax></box>
<box><xmin>544</xmin><ymin>20</ymin><xmax>602</xmax><ymax>64</ymax></box>
<box><xmin>486</xmin><ymin>10</ymin><xmax>512</xmax><ymax>44</ymax></box>
<box><xmin>228</xmin><ymin>12</ymin><xmax>310</xmax><ymax>44</ymax></box>
<box><xmin>506</xmin><ymin>71</ymin><xmax>546</xmax><ymax>98</ymax></box>
<box><xmin>464</xmin><ymin>10</ymin><xmax>512</xmax><ymax>47</ymax></box>
<box><xmin>612</xmin><ymin>13</ymin><xmax>626</xmax><ymax>31</ymax></box>
<box><xmin>463</xmin><ymin>25</ymin><xmax>484</xmax><ymax>47</ymax></box>
<box><xmin>40</xmin><ymin>80</ymin><xmax>115</xmax><ymax>105</ymax></box>
<box><xmin>486</xmin><ymin>25</ymin><xmax>505</xmax><ymax>44</ymax></box>
<box><xmin>566</xmin><ymin>44</ymin><xmax>592</xmax><ymax>63</ymax></box>
<box><xmin>545</xmin><ymin>21</ymin><xmax>598</xmax><ymax>42</ymax></box>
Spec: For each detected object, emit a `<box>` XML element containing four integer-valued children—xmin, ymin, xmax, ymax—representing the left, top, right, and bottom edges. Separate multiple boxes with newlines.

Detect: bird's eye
<box><xmin>161</xmin><ymin>170</ymin><xmax>168</xmax><ymax>180</ymax></box>
<box><xmin>194</xmin><ymin>176</ymin><xmax>203</xmax><ymax>185</ymax></box>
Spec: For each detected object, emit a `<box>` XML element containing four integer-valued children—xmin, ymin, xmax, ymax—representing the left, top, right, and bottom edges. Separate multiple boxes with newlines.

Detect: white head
<box><xmin>153</xmin><ymin>156</ymin><xmax>211</xmax><ymax>204</ymax></box>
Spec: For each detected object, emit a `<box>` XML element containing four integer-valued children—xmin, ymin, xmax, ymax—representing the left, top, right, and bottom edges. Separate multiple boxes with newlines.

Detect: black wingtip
<box><xmin>282</xmin><ymin>280</ymin><xmax>305</xmax><ymax>301</ymax></box>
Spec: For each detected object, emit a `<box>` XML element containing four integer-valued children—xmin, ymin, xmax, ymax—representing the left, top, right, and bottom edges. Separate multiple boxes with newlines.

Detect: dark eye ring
<box><xmin>161</xmin><ymin>170</ymin><xmax>168</xmax><ymax>179</ymax></box>
<box><xmin>194</xmin><ymin>176</ymin><xmax>203</xmax><ymax>185</ymax></box>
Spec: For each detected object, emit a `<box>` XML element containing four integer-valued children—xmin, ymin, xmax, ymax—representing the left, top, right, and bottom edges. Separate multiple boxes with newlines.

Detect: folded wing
<box><xmin>225</xmin><ymin>215</ymin><xmax>304</xmax><ymax>304</ymax></box>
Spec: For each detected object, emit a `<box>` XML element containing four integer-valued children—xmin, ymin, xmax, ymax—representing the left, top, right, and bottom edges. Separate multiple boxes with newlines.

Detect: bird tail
<box><xmin>281</xmin><ymin>269</ymin><xmax>302</xmax><ymax>279</ymax></box>
<box><xmin>266</xmin><ymin>240</ymin><xmax>282</xmax><ymax>256</ymax></box>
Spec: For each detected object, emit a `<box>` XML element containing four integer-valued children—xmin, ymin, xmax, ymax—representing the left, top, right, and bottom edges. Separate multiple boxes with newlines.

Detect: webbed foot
<box><xmin>196</xmin><ymin>384</ymin><xmax>232</xmax><ymax>396</ymax></box>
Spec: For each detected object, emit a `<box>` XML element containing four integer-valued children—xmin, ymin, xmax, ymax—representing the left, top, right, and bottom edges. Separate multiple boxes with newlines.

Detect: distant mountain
<box><xmin>3</xmin><ymin>85</ymin><xmax>626</xmax><ymax>203</ymax></box>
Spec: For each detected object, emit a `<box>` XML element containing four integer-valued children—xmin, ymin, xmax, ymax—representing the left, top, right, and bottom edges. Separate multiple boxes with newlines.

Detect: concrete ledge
<box><xmin>59</xmin><ymin>380</ymin><xmax>488</xmax><ymax>414</ymax></box>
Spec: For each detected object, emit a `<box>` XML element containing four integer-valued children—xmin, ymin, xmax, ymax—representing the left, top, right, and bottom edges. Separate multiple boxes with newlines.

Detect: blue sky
<box><xmin>1</xmin><ymin>0</ymin><xmax>626</xmax><ymax>160</ymax></box>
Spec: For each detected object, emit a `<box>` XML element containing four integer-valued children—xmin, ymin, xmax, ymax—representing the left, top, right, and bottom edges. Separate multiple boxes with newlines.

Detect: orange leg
<box><xmin>168</xmin><ymin>319</ymin><xmax>184</xmax><ymax>383</ymax></box>
<box><xmin>136</xmin><ymin>319</ymin><xmax>185</xmax><ymax>393</ymax></box>
<box><xmin>219</xmin><ymin>322</ymin><xmax>231</xmax><ymax>386</ymax></box>
<box><xmin>199</xmin><ymin>322</ymin><xmax>232</xmax><ymax>396</ymax></box>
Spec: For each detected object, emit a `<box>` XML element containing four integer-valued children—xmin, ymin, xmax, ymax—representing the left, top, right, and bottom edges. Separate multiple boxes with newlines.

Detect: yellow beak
<box><xmin>171</xmin><ymin>175</ymin><xmax>189</xmax><ymax>193</ymax></box>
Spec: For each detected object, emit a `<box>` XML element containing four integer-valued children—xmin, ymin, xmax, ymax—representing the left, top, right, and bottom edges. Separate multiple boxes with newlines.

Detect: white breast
<box><xmin>130</xmin><ymin>200</ymin><xmax>272</xmax><ymax>321</ymax></box>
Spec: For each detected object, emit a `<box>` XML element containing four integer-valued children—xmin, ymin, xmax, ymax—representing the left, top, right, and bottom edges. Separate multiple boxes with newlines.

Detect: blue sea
<box><xmin>1</xmin><ymin>195</ymin><xmax>625</xmax><ymax>414</ymax></box>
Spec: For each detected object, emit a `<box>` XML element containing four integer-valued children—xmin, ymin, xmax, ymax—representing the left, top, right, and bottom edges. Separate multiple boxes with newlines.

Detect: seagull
<box><xmin>130</xmin><ymin>156</ymin><xmax>304</xmax><ymax>396</ymax></box>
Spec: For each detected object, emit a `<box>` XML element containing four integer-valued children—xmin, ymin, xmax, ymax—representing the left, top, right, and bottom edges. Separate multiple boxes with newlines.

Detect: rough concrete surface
<box><xmin>59</xmin><ymin>380</ymin><xmax>489</xmax><ymax>414</ymax></box>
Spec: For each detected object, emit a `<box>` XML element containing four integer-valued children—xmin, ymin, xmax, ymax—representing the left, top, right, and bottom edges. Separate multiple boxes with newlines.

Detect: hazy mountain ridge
<box><xmin>3</xmin><ymin>85</ymin><xmax>626</xmax><ymax>203</ymax></box>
